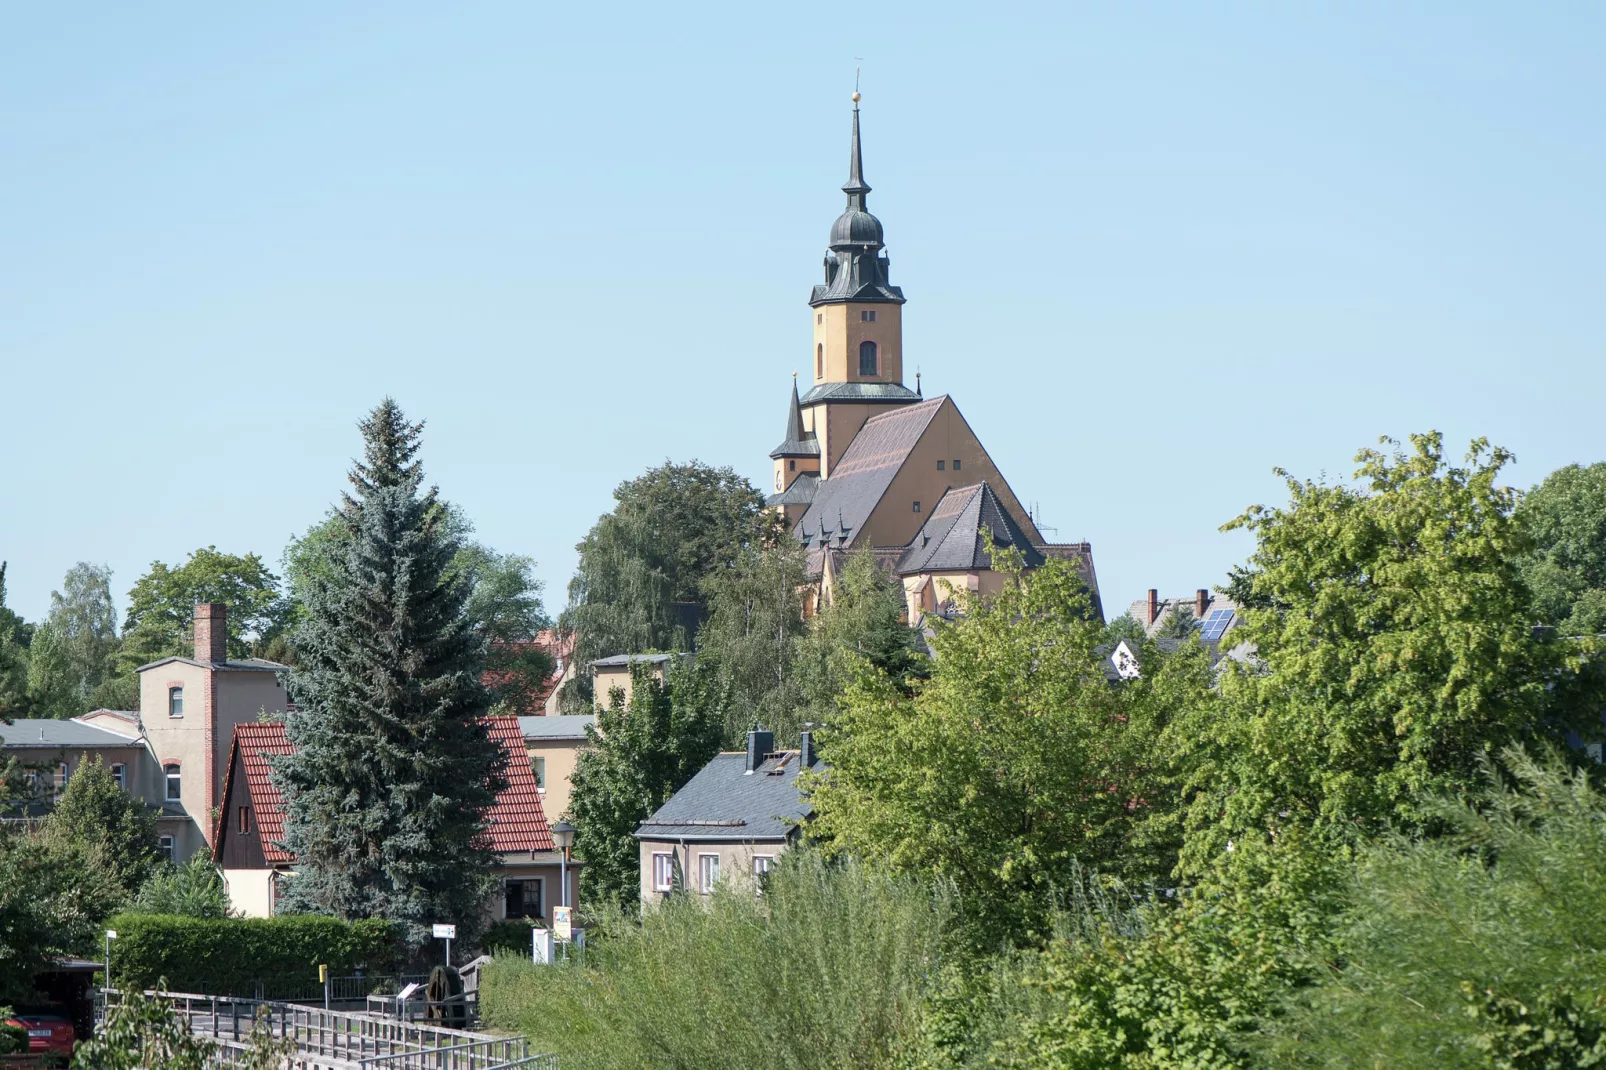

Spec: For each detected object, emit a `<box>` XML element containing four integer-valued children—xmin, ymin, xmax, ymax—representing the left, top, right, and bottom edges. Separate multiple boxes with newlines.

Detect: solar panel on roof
<box><xmin>1199</xmin><ymin>609</ymin><xmax>1235</xmax><ymax>641</ymax></box>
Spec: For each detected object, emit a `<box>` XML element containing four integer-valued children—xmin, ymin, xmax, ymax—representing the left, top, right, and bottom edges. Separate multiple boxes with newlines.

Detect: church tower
<box><xmin>771</xmin><ymin>95</ymin><xmax>922</xmax><ymax>489</ymax></box>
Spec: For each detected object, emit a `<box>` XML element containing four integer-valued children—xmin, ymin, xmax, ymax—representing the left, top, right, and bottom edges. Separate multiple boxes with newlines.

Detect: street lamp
<box><xmin>550</xmin><ymin>820</ymin><xmax>576</xmax><ymax>909</ymax></box>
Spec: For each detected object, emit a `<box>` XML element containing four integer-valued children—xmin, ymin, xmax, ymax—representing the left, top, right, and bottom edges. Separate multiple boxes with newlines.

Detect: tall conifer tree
<box><xmin>275</xmin><ymin>400</ymin><xmax>505</xmax><ymax>947</ymax></box>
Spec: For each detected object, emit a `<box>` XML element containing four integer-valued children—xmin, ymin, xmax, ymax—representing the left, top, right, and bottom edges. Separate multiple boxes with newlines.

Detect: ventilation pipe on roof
<box><xmin>746</xmin><ymin>727</ymin><xmax>774</xmax><ymax>774</ymax></box>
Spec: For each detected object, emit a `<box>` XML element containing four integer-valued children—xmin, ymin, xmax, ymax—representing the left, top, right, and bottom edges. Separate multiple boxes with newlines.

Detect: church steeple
<box><xmin>810</xmin><ymin>97</ymin><xmax>904</xmax><ymax>308</ymax></box>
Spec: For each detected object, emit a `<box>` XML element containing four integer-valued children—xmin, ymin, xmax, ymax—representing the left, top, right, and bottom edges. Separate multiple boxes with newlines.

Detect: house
<box><xmin>1129</xmin><ymin>589</ymin><xmax>1244</xmax><ymax>642</ymax></box>
<box><xmin>133</xmin><ymin>602</ymin><xmax>292</xmax><ymax>862</ymax></box>
<box><xmin>762</xmin><ymin>98</ymin><xmax>1100</xmax><ymax>619</ymax></box>
<box><xmin>590</xmin><ymin>653</ymin><xmax>683</xmax><ymax>710</ymax></box>
<box><xmin>211</xmin><ymin>714</ymin><xmax>577</xmax><ymax>926</ymax></box>
<box><xmin>484</xmin><ymin>629</ymin><xmax>575</xmax><ymax>717</ymax></box>
<box><xmin>0</xmin><ymin>602</ymin><xmax>290</xmax><ymax>865</ymax></box>
<box><xmin>634</xmin><ymin>728</ymin><xmax>820</xmax><ymax>904</ymax></box>
<box><xmin>0</xmin><ymin>718</ymin><xmax>154</xmax><ymax>820</ymax></box>
<box><xmin>517</xmin><ymin>713</ymin><xmax>593</xmax><ymax>822</ymax></box>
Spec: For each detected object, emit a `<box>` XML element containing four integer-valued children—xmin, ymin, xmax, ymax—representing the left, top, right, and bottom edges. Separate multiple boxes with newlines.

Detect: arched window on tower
<box><xmin>858</xmin><ymin>340</ymin><xmax>878</xmax><ymax>377</ymax></box>
<box><xmin>816</xmin><ymin>343</ymin><xmax>823</xmax><ymax>379</ymax></box>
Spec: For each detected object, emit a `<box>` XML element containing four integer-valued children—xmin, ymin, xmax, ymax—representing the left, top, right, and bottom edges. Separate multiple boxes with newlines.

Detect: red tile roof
<box><xmin>225</xmin><ymin>720</ymin><xmax>297</xmax><ymax>864</ymax></box>
<box><xmin>215</xmin><ymin>714</ymin><xmax>551</xmax><ymax>866</ymax></box>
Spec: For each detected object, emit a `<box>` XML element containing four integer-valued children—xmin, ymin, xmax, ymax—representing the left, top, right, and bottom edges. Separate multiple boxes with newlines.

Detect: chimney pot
<box><xmin>194</xmin><ymin>602</ymin><xmax>227</xmax><ymax>664</ymax></box>
<box><xmin>1146</xmin><ymin>589</ymin><xmax>1159</xmax><ymax>625</ymax></box>
<box><xmin>1196</xmin><ymin>589</ymin><xmax>1209</xmax><ymax>619</ymax></box>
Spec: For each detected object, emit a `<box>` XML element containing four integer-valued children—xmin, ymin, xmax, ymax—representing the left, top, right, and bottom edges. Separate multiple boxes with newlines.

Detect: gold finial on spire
<box><xmin>793</xmin><ymin>370</ymin><xmax>798</xmax><ymax>380</ymax></box>
<box><xmin>852</xmin><ymin>59</ymin><xmax>862</xmax><ymax>105</ymax></box>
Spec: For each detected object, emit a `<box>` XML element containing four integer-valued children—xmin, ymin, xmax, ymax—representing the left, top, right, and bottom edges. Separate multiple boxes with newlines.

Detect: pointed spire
<box><xmin>843</xmin><ymin>96</ymin><xmax>870</xmax><ymax>210</ymax></box>
<box><xmin>784</xmin><ymin>377</ymin><xmax>805</xmax><ymax>443</ymax></box>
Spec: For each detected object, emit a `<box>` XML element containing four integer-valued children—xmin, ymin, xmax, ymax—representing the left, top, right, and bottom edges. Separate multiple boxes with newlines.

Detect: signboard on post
<box><xmin>432</xmin><ymin>924</ymin><xmax>457</xmax><ymax>940</ymax></box>
<box><xmin>553</xmin><ymin>906</ymin><xmax>572</xmax><ymax>942</ymax></box>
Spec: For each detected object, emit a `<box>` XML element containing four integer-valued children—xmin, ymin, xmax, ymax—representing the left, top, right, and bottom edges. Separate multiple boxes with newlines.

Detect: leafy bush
<box><xmin>1267</xmin><ymin>749</ymin><xmax>1606</xmax><ymax>1067</ymax></box>
<box><xmin>0</xmin><ymin>1020</ymin><xmax>27</xmax><ymax>1053</ymax></box>
<box><xmin>481</xmin><ymin>918</ymin><xmax>541</xmax><ymax>956</ymax></box>
<box><xmin>107</xmin><ymin>914</ymin><xmax>398</xmax><ymax>995</ymax></box>
<box><xmin>481</xmin><ymin>853</ymin><xmax>954</xmax><ymax>1070</ymax></box>
<box><xmin>132</xmin><ymin>855</ymin><xmax>231</xmax><ymax>918</ymax></box>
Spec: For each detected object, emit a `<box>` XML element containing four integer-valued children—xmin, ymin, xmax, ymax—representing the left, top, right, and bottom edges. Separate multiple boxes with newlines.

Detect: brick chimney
<box><xmin>1196</xmin><ymin>589</ymin><xmax>1209</xmax><ymax>618</ymax></box>
<box><xmin>799</xmin><ymin>728</ymin><xmax>815</xmax><ymax>769</ymax></box>
<box><xmin>194</xmin><ymin>603</ymin><xmax>227</xmax><ymax>664</ymax></box>
<box><xmin>1146</xmin><ymin>589</ymin><xmax>1159</xmax><ymax>625</ymax></box>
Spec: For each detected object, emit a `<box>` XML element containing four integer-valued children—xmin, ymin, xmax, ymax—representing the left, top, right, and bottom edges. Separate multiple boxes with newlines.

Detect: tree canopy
<box><xmin>563</xmin><ymin>461</ymin><xmax>765</xmax><ymax>679</ymax></box>
<box><xmin>1516</xmin><ymin>460</ymin><xmax>1606</xmax><ymax>635</ymax></box>
<box><xmin>1172</xmin><ymin>433</ymin><xmax>1605</xmax><ymax>870</ymax></box>
<box><xmin>42</xmin><ymin>754</ymin><xmax>161</xmax><ymax>900</ymax></box>
<box><xmin>118</xmin><ymin>547</ymin><xmax>289</xmax><ymax>672</ymax></box>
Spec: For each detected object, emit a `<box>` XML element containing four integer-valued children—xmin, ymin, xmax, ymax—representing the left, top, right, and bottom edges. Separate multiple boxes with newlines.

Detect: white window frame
<box><xmin>532</xmin><ymin>756</ymin><xmax>546</xmax><ymax>792</ymax></box>
<box><xmin>52</xmin><ymin>763</ymin><xmax>67</xmax><ymax>799</ymax></box>
<box><xmin>164</xmin><ymin>765</ymin><xmax>182</xmax><ymax>802</ymax></box>
<box><xmin>752</xmin><ymin>855</ymin><xmax>774</xmax><ymax>895</ymax></box>
<box><xmin>652</xmin><ymin>852</ymin><xmax>674</xmax><ymax>892</ymax></box>
<box><xmin>110</xmin><ymin>763</ymin><xmax>125</xmax><ymax>790</ymax></box>
<box><xmin>168</xmin><ymin>686</ymin><xmax>184</xmax><ymax>718</ymax></box>
<box><xmin>157</xmin><ymin>835</ymin><xmax>174</xmax><ymax>862</ymax></box>
<box><xmin>698</xmin><ymin>852</ymin><xmax>720</xmax><ymax>894</ymax></box>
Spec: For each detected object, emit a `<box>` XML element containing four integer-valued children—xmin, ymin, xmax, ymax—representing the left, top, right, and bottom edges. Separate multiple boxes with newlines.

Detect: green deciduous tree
<box><xmin>568</xmin><ymin>662</ymin><xmax>724</xmax><ymax>912</ymax></box>
<box><xmin>0</xmin><ymin>565</ymin><xmax>29</xmax><ymax>719</ymax></box>
<box><xmin>1266</xmin><ymin>749</ymin><xmax>1606</xmax><ymax>1068</ymax></box>
<box><xmin>117</xmin><ymin>546</ymin><xmax>289</xmax><ymax>674</ymax></box>
<box><xmin>1516</xmin><ymin>460</ymin><xmax>1606</xmax><ymax>635</ymax></box>
<box><xmin>563</xmin><ymin>461</ymin><xmax>765</xmax><ymax>683</ymax></box>
<box><xmin>696</xmin><ymin>539</ymin><xmax>810</xmax><ymax>742</ymax></box>
<box><xmin>1174</xmin><ymin>434</ymin><xmax>1604</xmax><ymax>871</ymax></box>
<box><xmin>133</xmin><ymin>853</ymin><xmax>233</xmax><ymax>918</ymax></box>
<box><xmin>808</xmin><ymin>550</ymin><xmax>1210</xmax><ymax>941</ymax></box>
<box><xmin>72</xmin><ymin>987</ymin><xmax>293</xmax><ymax>1070</ymax></box>
<box><xmin>275</xmin><ymin>399</ymin><xmax>505</xmax><ymax>950</ymax></box>
<box><xmin>0</xmin><ymin>828</ymin><xmax>123</xmax><ymax>1003</ymax></box>
<box><xmin>793</xmin><ymin>548</ymin><xmax>928</xmax><ymax>727</ymax></box>
<box><xmin>26</xmin><ymin>563</ymin><xmax>119</xmax><ymax>718</ymax></box>
<box><xmin>42</xmin><ymin>754</ymin><xmax>160</xmax><ymax>899</ymax></box>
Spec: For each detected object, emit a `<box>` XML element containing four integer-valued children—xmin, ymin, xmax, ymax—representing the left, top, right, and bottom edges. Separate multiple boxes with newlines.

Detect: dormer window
<box><xmin>858</xmin><ymin>340</ymin><xmax>878</xmax><ymax>376</ymax></box>
<box><xmin>168</xmin><ymin>686</ymin><xmax>184</xmax><ymax>718</ymax></box>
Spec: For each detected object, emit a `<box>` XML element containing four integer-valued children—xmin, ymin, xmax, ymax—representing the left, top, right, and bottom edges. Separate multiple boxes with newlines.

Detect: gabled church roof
<box><xmin>896</xmin><ymin>482</ymin><xmax>1046</xmax><ymax>575</ymax></box>
<box><xmin>793</xmin><ymin>397</ymin><xmax>946</xmax><ymax>548</ymax></box>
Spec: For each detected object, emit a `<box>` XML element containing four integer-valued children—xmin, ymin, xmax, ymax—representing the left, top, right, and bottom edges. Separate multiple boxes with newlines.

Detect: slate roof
<box><xmin>896</xmin><ymin>482</ymin><xmax>1047</xmax><ymax>575</ymax></box>
<box><xmin>1126</xmin><ymin>593</ymin><xmax>1243</xmax><ymax>640</ymax></box>
<box><xmin>136</xmin><ymin>655</ymin><xmax>287</xmax><ymax>673</ymax></box>
<box><xmin>0</xmin><ymin>719</ymin><xmax>145</xmax><ymax>750</ymax></box>
<box><xmin>592</xmin><ymin>653</ymin><xmax>680</xmax><ymax>668</ymax></box>
<box><xmin>216</xmin><ymin>714</ymin><xmax>552</xmax><ymax>867</ymax></box>
<box><xmin>635</xmin><ymin>751</ymin><xmax>820</xmax><ymax>843</ymax></box>
<box><xmin>794</xmin><ymin>397</ymin><xmax>945</xmax><ymax>550</ymax></box>
<box><xmin>770</xmin><ymin>381</ymin><xmax>821</xmax><ymax>459</ymax></box>
<box><xmin>517</xmin><ymin>714</ymin><xmax>595</xmax><ymax>742</ymax></box>
<box><xmin>798</xmin><ymin>381</ymin><xmax>922</xmax><ymax>406</ymax></box>
<box><xmin>765</xmin><ymin>472</ymin><xmax>820</xmax><ymax>508</ymax></box>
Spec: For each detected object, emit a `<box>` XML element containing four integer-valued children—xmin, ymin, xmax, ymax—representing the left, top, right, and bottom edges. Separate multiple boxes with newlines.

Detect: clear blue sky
<box><xmin>2</xmin><ymin>3</ymin><xmax>1603</xmax><ymax>626</ymax></box>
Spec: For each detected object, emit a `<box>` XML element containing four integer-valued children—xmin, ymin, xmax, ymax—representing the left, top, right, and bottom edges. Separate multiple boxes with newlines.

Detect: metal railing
<box><xmin>101</xmin><ymin>989</ymin><xmax>556</xmax><ymax>1070</ymax></box>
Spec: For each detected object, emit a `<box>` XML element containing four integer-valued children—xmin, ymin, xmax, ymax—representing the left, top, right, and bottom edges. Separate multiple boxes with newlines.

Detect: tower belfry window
<box><xmin>860</xmin><ymin>310</ymin><xmax>876</xmax><ymax>322</ymax></box>
<box><xmin>816</xmin><ymin>343</ymin><xmax>823</xmax><ymax>379</ymax></box>
<box><xmin>858</xmin><ymin>340</ymin><xmax>878</xmax><ymax>376</ymax></box>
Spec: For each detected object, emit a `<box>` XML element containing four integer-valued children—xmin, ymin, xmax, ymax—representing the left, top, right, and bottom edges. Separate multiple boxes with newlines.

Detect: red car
<box><xmin>6</xmin><ymin>1011</ymin><xmax>74</xmax><ymax>1056</ymax></box>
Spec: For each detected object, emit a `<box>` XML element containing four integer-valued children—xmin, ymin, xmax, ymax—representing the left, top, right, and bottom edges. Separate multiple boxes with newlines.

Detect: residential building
<box><xmin>590</xmin><ymin>653</ymin><xmax>681</xmax><ymax>710</ymax></box>
<box><xmin>0</xmin><ymin>718</ymin><xmax>153</xmax><ymax>821</ymax></box>
<box><xmin>764</xmin><ymin>99</ymin><xmax>1100</xmax><ymax>620</ymax></box>
<box><xmin>634</xmin><ymin>728</ymin><xmax>820</xmax><ymax>905</ymax></box>
<box><xmin>1128</xmin><ymin>588</ymin><xmax>1244</xmax><ymax>642</ymax></box>
<box><xmin>212</xmin><ymin>715</ymin><xmax>577</xmax><ymax>925</ymax></box>
<box><xmin>518</xmin><ymin>713</ymin><xmax>593</xmax><ymax>822</ymax></box>
<box><xmin>134</xmin><ymin>602</ymin><xmax>291</xmax><ymax>861</ymax></box>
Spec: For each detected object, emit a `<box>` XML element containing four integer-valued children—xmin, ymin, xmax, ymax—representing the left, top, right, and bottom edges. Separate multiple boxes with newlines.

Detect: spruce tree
<box><xmin>274</xmin><ymin>400</ymin><xmax>505</xmax><ymax>948</ymax></box>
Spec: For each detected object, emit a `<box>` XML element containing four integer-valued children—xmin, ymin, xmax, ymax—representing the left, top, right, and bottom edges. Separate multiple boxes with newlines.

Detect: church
<box><xmin>765</xmin><ymin>96</ymin><xmax>1102</xmax><ymax>622</ymax></box>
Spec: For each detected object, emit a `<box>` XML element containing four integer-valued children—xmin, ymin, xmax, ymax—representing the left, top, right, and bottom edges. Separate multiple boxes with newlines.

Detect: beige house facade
<box><xmin>518</xmin><ymin>714</ymin><xmax>592</xmax><ymax>823</ymax></box>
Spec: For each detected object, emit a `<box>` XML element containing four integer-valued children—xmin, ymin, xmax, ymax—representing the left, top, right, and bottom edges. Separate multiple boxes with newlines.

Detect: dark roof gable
<box><xmin>896</xmin><ymin>482</ymin><xmax>1046</xmax><ymax>575</ymax></box>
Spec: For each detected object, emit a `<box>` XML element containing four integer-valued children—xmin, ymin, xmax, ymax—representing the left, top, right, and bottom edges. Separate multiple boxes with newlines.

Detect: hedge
<box><xmin>106</xmin><ymin>914</ymin><xmax>399</xmax><ymax>996</ymax></box>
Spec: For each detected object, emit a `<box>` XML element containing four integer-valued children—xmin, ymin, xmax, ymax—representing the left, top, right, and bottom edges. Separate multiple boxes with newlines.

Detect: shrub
<box><xmin>107</xmin><ymin>914</ymin><xmax>399</xmax><ymax>995</ymax></box>
<box><xmin>481</xmin><ymin>918</ymin><xmax>541</xmax><ymax>956</ymax></box>
<box><xmin>1266</xmin><ymin>749</ymin><xmax>1606</xmax><ymax>1067</ymax></box>
<box><xmin>481</xmin><ymin>853</ymin><xmax>954</xmax><ymax>1070</ymax></box>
